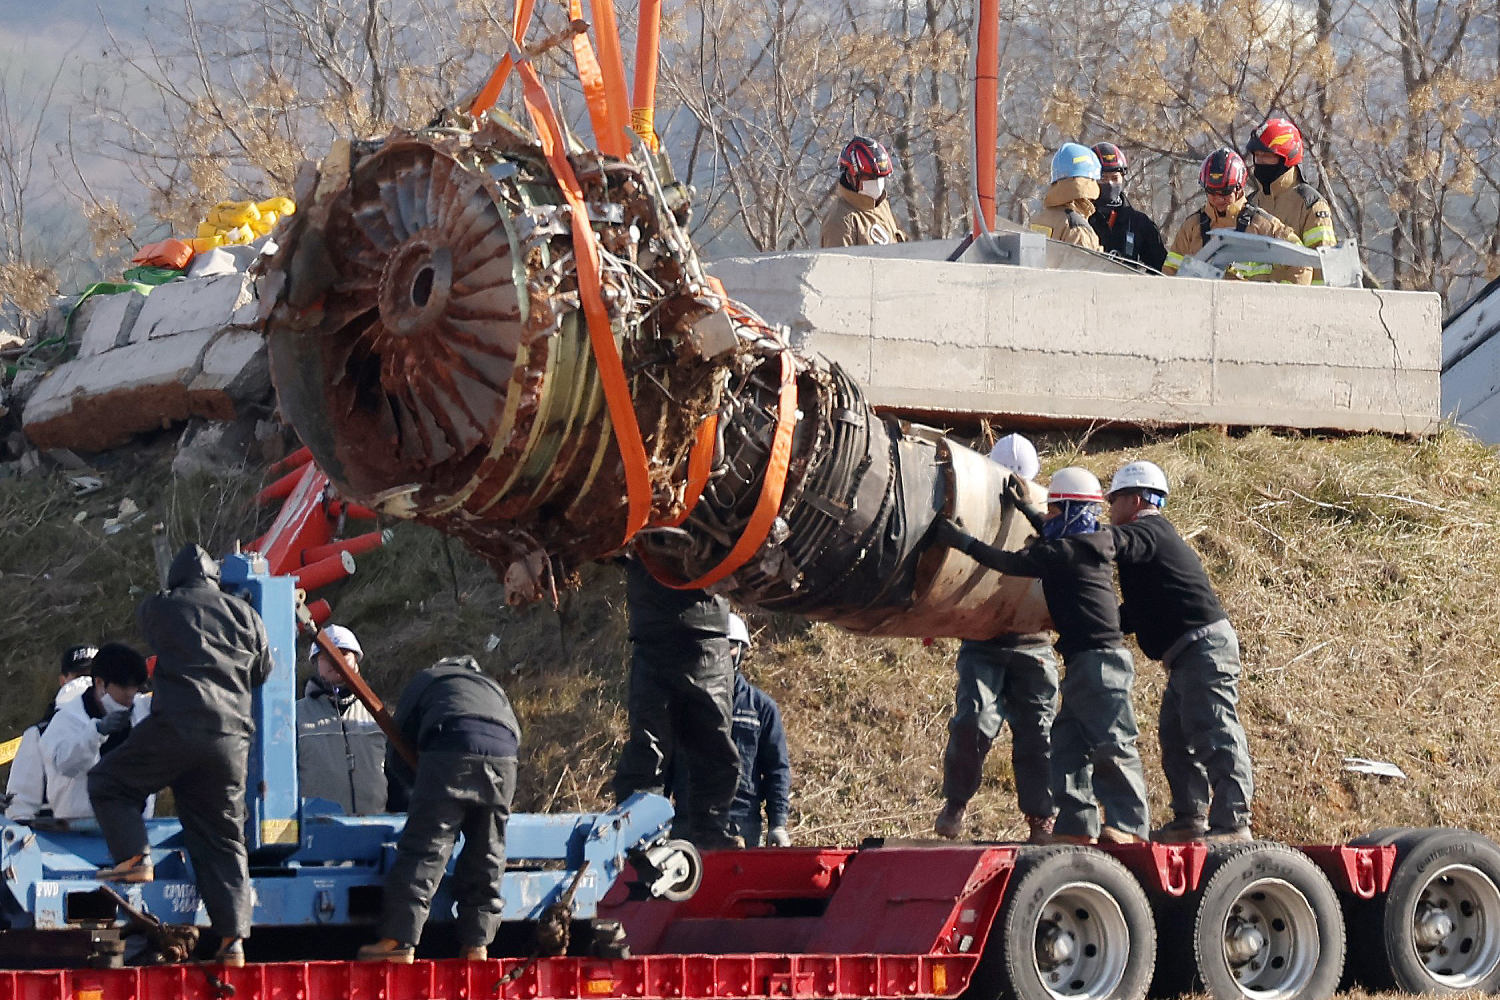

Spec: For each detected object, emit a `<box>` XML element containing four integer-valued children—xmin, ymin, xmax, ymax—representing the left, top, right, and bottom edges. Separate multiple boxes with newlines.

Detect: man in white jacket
<box><xmin>41</xmin><ymin>644</ymin><xmax>152</xmax><ymax>824</ymax></box>
<box><xmin>5</xmin><ymin>645</ymin><xmax>97</xmax><ymax>821</ymax></box>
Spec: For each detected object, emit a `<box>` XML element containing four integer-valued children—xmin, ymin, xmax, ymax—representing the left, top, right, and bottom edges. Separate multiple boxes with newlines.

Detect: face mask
<box><xmin>101</xmin><ymin>691</ymin><xmax>131</xmax><ymax>714</ymax></box>
<box><xmin>859</xmin><ymin>177</ymin><xmax>886</xmax><ymax>200</ymax></box>
<box><xmin>1253</xmin><ymin>163</ymin><xmax>1289</xmax><ymax>188</ymax></box>
<box><xmin>1041</xmin><ymin>502</ymin><xmax>1100</xmax><ymax>540</ymax></box>
<box><xmin>1098</xmin><ymin>181</ymin><xmax>1123</xmax><ymax>205</ymax></box>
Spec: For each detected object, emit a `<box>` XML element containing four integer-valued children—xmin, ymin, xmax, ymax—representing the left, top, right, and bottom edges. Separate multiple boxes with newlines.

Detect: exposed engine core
<box><xmin>261</xmin><ymin>118</ymin><xmax>1047</xmax><ymax>637</ymax></box>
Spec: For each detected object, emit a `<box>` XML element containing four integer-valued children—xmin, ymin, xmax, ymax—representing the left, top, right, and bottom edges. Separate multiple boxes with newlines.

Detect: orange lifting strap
<box><xmin>513</xmin><ymin>58</ymin><xmax>655</xmax><ymax>545</ymax></box>
<box><xmin>567</xmin><ymin>0</ymin><xmax>632</xmax><ymax>159</ymax></box>
<box><xmin>467</xmin><ymin>0</ymin><xmax>538</xmax><ymax>117</ymax></box>
<box><xmin>657</xmin><ymin>414</ymin><xmax>719</xmax><ymax>529</ymax></box>
<box><xmin>641</xmin><ymin>353</ymin><xmax>798</xmax><ymax>590</ymax></box>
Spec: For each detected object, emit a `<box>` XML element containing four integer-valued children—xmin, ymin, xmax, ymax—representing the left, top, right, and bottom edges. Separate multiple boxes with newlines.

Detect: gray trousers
<box><xmin>382</xmin><ymin>751</ymin><xmax>516</xmax><ymax>949</ymax></box>
<box><xmin>1050</xmin><ymin>647</ymin><xmax>1150</xmax><ymax>839</ymax></box>
<box><xmin>87</xmin><ymin>716</ymin><xmax>252</xmax><ymax>938</ymax></box>
<box><xmin>942</xmin><ymin>638</ymin><xmax>1059</xmax><ymax>818</ymax></box>
<box><xmin>1160</xmin><ymin>625</ymin><xmax>1254</xmax><ymax>830</ymax></box>
<box><xmin>611</xmin><ymin>637</ymin><xmax>738</xmax><ymax>840</ymax></box>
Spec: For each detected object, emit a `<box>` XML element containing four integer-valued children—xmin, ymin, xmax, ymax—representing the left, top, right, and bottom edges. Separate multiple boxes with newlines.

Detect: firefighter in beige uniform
<box><xmin>1246</xmin><ymin>118</ymin><xmax>1337</xmax><ymax>272</ymax></box>
<box><xmin>820</xmin><ymin>136</ymin><xmax>908</xmax><ymax>248</ymax></box>
<box><xmin>1030</xmin><ymin>143</ymin><xmax>1103</xmax><ymax>251</ymax></box>
<box><xmin>1163</xmin><ymin>149</ymin><xmax>1312</xmax><ymax>285</ymax></box>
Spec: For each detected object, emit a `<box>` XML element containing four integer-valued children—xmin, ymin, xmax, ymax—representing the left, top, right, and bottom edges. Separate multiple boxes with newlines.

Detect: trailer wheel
<box><xmin>1350</xmin><ymin>828</ymin><xmax>1500</xmax><ymax>993</ymax></box>
<box><xmin>1192</xmin><ymin>843</ymin><xmax>1344</xmax><ymax>1000</ymax></box>
<box><xmin>985</xmin><ymin>846</ymin><xmax>1155</xmax><ymax>1000</ymax></box>
<box><xmin>657</xmin><ymin>839</ymin><xmax>703</xmax><ymax>902</ymax></box>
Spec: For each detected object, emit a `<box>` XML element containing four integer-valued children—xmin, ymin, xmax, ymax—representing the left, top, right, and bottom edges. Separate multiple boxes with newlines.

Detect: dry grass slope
<box><xmin>3</xmin><ymin>427</ymin><xmax>1500</xmax><ymax>999</ymax></box>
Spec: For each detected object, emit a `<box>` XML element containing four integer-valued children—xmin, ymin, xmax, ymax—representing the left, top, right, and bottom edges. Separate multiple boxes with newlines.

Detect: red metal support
<box><xmin>293</xmin><ymin>551</ymin><xmax>357</xmax><ymax>592</ymax></box>
<box><xmin>302</xmin><ymin>531</ymin><xmax>392</xmax><ymax>566</ymax></box>
<box><xmin>1096</xmin><ymin>842</ymin><xmax>1207</xmax><ymax>897</ymax></box>
<box><xmin>1300</xmin><ymin>845</ymin><xmax>1397</xmax><ymax>899</ymax></box>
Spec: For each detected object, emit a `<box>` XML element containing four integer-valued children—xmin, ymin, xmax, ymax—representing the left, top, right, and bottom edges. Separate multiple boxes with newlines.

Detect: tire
<box><xmin>978</xmin><ymin>846</ymin><xmax>1156</xmax><ymax>1000</ymax></box>
<box><xmin>1191</xmin><ymin>843</ymin><xmax>1344</xmax><ymax>1000</ymax></box>
<box><xmin>657</xmin><ymin>839</ymin><xmax>703</xmax><ymax>902</ymax></box>
<box><xmin>1347</xmin><ymin>828</ymin><xmax>1500</xmax><ymax>993</ymax></box>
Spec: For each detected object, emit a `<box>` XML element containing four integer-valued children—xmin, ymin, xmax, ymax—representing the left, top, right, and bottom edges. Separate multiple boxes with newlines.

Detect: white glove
<box><xmin>768</xmin><ymin>826</ymin><xmax>791</xmax><ymax>847</ymax></box>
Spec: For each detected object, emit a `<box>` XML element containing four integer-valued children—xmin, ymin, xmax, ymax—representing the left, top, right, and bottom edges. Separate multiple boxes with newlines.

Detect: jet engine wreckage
<box><xmin>260</xmin><ymin>115</ymin><xmax>1047</xmax><ymax>638</ymax></box>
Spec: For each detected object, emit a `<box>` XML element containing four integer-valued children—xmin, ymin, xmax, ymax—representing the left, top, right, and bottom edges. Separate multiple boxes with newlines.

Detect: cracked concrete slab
<box><xmin>709</xmin><ymin>249</ymin><xmax>1441</xmax><ymax>435</ymax></box>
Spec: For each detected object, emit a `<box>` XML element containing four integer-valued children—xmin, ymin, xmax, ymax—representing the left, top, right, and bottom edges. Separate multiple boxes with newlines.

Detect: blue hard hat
<box><xmin>1051</xmin><ymin>143</ymin><xmax>1102</xmax><ymax>183</ymax></box>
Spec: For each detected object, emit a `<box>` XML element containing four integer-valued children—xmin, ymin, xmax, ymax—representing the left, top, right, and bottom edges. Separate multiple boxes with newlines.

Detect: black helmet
<box><xmin>1093</xmin><ymin>142</ymin><xmax>1128</xmax><ymax>174</ymax></box>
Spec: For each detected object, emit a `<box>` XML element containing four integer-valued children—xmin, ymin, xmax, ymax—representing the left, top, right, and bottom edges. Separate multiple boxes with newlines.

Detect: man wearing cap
<box><xmin>6</xmin><ymin>644</ymin><xmax>97</xmax><ymax>821</ymax></box>
<box><xmin>40</xmin><ymin>643</ymin><xmax>153</xmax><ymax>824</ymax></box>
<box><xmin>296</xmin><ymin>625</ymin><xmax>387</xmax><ymax>816</ymax></box>
<box><xmin>935</xmin><ymin>434</ymin><xmax>1060</xmax><ymax>844</ymax></box>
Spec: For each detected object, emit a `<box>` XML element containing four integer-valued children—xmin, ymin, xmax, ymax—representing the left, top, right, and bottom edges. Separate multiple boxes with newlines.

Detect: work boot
<box><xmin>1098</xmin><ymin>827</ymin><xmax>1145</xmax><ymax>845</ymax></box>
<box><xmin>357</xmin><ymin>939</ymin><xmax>416</xmax><ymax>963</ymax></box>
<box><xmin>1050</xmin><ymin>832</ymin><xmax>1097</xmax><ymax>845</ymax></box>
<box><xmin>96</xmin><ymin>854</ymin><xmax>154</xmax><ymax>883</ymax></box>
<box><xmin>213</xmin><ymin>938</ymin><xmax>245</xmax><ymax>968</ymax></box>
<box><xmin>934</xmin><ymin>802</ymin><xmax>966</xmax><ymax>840</ymax></box>
<box><xmin>1204</xmin><ymin>826</ymin><xmax>1254</xmax><ymax>845</ymax></box>
<box><xmin>1025</xmin><ymin>815</ymin><xmax>1055</xmax><ymax>845</ymax></box>
<box><xmin>1151</xmin><ymin>815</ymin><xmax>1210</xmax><ymax>844</ymax></box>
<box><xmin>461</xmin><ymin>946</ymin><xmax>488</xmax><ymax>961</ymax></box>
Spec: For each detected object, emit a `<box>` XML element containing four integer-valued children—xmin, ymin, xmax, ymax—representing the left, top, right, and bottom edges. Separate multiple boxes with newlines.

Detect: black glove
<box><xmin>95</xmin><ymin>710</ymin><xmax>132</xmax><ymax>737</ymax></box>
<box><xmin>933</xmin><ymin>517</ymin><xmax>970</xmax><ymax>552</ymax></box>
<box><xmin>1001</xmin><ymin>475</ymin><xmax>1030</xmax><ymax>507</ymax></box>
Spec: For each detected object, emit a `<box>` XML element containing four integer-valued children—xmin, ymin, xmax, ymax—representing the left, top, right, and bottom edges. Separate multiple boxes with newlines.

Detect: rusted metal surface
<box><xmin>262</xmin><ymin>118</ymin><xmax>1048</xmax><ymax>636</ymax></box>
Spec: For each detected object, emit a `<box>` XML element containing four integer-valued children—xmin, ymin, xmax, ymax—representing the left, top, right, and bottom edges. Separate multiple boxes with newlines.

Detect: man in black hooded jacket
<box><xmin>88</xmin><ymin>544</ymin><xmax>273</xmax><ymax>967</ymax></box>
<box><xmin>1088</xmin><ymin>142</ymin><xmax>1167</xmax><ymax>272</ymax></box>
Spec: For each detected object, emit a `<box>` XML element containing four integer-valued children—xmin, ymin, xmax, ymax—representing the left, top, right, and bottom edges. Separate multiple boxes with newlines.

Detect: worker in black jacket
<box><xmin>359</xmin><ymin>655</ymin><xmax>521</xmax><ymax>964</ymax></box>
<box><xmin>89</xmin><ymin>544</ymin><xmax>273</xmax><ymax>967</ymax></box>
<box><xmin>936</xmin><ymin>468</ymin><xmax>1149</xmax><ymax>845</ymax></box>
<box><xmin>611</xmin><ymin>558</ymin><xmax>740</xmax><ymax>850</ymax></box>
<box><xmin>1107</xmin><ymin>461</ymin><xmax>1254</xmax><ymax>844</ymax></box>
<box><xmin>1088</xmin><ymin>142</ymin><xmax>1167</xmax><ymax>272</ymax></box>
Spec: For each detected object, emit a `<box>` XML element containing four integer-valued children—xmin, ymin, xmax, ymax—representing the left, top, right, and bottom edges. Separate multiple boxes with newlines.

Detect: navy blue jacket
<box><xmin>729</xmin><ymin>674</ymin><xmax>791</xmax><ymax>830</ymax></box>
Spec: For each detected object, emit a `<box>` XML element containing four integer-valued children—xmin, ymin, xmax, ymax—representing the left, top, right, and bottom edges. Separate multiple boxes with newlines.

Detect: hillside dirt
<box><xmin>3</xmin><ymin>424</ymin><xmax>1499</xmax><ymax>997</ymax></box>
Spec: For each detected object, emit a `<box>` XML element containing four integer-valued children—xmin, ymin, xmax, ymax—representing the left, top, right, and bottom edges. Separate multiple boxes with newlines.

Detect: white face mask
<box><xmin>101</xmin><ymin>691</ymin><xmax>131</xmax><ymax>714</ymax></box>
<box><xmin>859</xmin><ymin>177</ymin><xmax>886</xmax><ymax>200</ymax></box>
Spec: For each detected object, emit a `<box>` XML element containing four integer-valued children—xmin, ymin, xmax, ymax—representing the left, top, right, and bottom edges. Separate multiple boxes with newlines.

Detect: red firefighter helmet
<box><xmin>839</xmin><ymin>136</ymin><xmax>893</xmax><ymax>183</ymax></box>
<box><xmin>1093</xmin><ymin>142</ymin><xmax>1128</xmax><ymax>174</ymax></box>
<box><xmin>1198</xmin><ymin>148</ymin><xmax>1248</xmax><ymax>194</ymax></box>
<box><xmin>1247</xmin><ymin>117</ymin><xmax>1304</xmax><ymax>167</ymax></box>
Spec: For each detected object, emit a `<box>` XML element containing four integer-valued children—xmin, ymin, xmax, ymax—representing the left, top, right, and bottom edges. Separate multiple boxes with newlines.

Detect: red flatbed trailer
<box><xmin>10</xmin><ymin>834</ymin><xmax>1485</xmax><ymax>1000</ymax></box>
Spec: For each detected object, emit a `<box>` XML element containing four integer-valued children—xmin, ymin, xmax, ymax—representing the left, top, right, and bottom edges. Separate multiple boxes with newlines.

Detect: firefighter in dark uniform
<box><xmin>1088</xmin><ymin>142</ymin><xmax>1167</xmax><ymax>272</ymax></box>
<box><xmin>359</xmin><ymin>655</ymin><xmax>521</xmax><ymax>963</ymax></box>
<box><xmin>612</xmin><ymin>558</ymin><xmax>741</xmax><ymax>850</ymax></box>
<box><xmin>89</xmin><ymin>544</ymin><xmax>273</xmax><ymax>968</ymax></box>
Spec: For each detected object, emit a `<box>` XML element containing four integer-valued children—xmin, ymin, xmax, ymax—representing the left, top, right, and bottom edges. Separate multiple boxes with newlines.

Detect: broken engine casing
<box><xmin>261</xmin><ymin>118</ymin><xmax>1048</xmax><ymax>638</ymax></box>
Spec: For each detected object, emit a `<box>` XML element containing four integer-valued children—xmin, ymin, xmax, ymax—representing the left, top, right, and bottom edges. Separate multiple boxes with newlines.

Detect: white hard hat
<box><xmin>727</xmin><ymin>614</ymin><xmax>751</xmax><ymax>648</ymax></box>
<box><xmin>1046</xmin><ymin>467</ymin><xmax>1104</xmax><ymax>504</ymax></box>
<box><xmin>312</xmin><ymin>624</ymin><xmax>363</xmax><ymax>663</ymax></box>
<box><xmin>988</xmin><ymin>434</ymin><xmax>1040</xmax><ymax>481</ymax></box>
<box><xmin>1107</xmin><ymin>461</ymin><xmax>1170</xmax><ymax>498</ymax></box>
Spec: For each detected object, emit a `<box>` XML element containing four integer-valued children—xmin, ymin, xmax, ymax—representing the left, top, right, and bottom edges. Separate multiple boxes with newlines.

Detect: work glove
<box><xmin>932</xmin><ymin>517</ymin><xmax>969</xmax><ymax>552</ymax></box>
<box><xmin>1001</xmin><ymin>475</ymin><xmax>1030</xmax><ymax>508</ymax></box>
<box><xmin>95</xmin><ymin>710</ymin><xmax>132</xmax><ymax>738</ymax></box>
<box><xmin>768</xmin><ymin>827</ymin><xmax>791</xmax><ymax>847</ymax></box>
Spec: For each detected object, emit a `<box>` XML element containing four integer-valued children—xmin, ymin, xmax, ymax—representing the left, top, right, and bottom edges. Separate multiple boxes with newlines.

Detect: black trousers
<box><xmin>88</xmin><ymin>716</ymin><xmax>252</xmax><ymax>938</ymax></box>
<box><xmin>612</xmin><ymin>636</ymin><xmax>738</xmax><ymax>839</ymax></box>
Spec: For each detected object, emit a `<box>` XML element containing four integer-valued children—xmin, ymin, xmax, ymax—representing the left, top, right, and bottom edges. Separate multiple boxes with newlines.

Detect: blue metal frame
<box><xmin>0</xmin><ymin>552</ymin><xmax>676</xmax><ymax>936</ymax></box>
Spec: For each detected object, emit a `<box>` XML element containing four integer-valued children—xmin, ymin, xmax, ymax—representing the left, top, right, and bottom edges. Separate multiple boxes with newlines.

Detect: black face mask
<box><xmin>1253</xmin><ymin>163</ymin><xmax>1290</xmax><ymax>188</ymax></box>
<box><xmin>1098</xmin><ymin>181</ymin><xmax>1123</xmax><ymax>206</ymax></box>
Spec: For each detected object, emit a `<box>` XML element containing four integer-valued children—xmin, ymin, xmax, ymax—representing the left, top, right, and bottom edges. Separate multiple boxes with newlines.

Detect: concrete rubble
<box><xmin>19</xmin><ymin>272</ymin><xmax>271</xmax><ymax>453</ymax></box>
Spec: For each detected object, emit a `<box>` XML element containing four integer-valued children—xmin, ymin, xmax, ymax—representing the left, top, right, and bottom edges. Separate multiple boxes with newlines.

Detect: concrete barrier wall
<box><xmin>709</xmin><ymin>251</ymin><xmax>1441</xmax><ymax>435</ymax></box>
